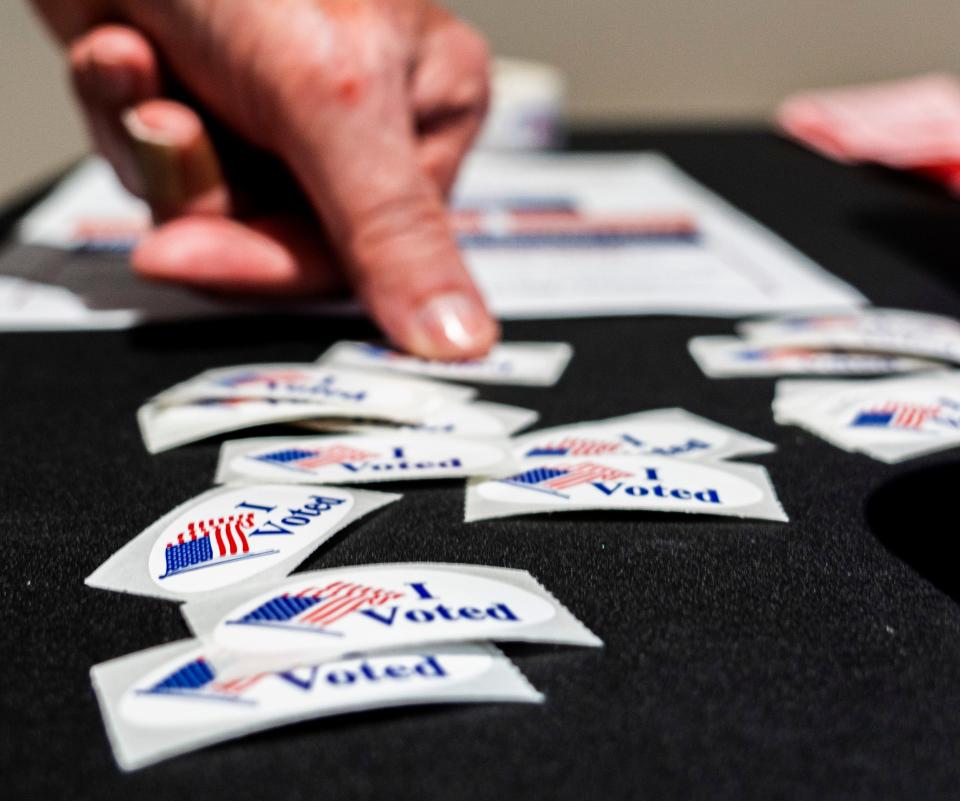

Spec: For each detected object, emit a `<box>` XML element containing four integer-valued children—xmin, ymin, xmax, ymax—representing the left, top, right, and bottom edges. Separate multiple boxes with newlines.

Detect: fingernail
<box><xmin>122</xmin><ymin>102</ymin><xmax>225</xmax><ymax>222</ymax></box>
<box><xmin>408</xmin><ymin>292</ymin><xmax>499</xmax><ymax>360</ymax></box>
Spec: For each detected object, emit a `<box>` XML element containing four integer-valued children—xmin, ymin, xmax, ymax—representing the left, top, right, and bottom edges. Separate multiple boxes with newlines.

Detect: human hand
<box><xmin>32</xmin><ymin>0</ymin><xmax>499</xmax><ymax>358</ymax></box>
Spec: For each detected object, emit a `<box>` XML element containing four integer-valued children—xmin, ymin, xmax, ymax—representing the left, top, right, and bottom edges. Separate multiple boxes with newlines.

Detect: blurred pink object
<box><xmin>777</xmin><ymin>74</ymin><xmax>960</xmax><ymax>193</ymax></box>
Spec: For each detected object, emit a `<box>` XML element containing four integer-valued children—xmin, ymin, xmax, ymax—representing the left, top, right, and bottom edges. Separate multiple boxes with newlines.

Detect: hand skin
<box><xmin>31</xmin><ymin>0</ymin><xmax>500</xmax><ymax>359</ymax></box>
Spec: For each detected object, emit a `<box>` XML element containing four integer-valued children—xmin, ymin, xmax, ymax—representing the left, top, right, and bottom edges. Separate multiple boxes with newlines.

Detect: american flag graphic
<box><xmin>253</xmin><ymin>444</ymin><xmax>380</xmax><ymax>472</ymax></box>
<box><xmin>161</xmin><ymin>513</ymin><xmax>271</xmax><ymax>579</ymax></box>
<box><xmin>524</xmin><ymin>437</ymin><xmax>623</xmax><ymax>458</ymax></box>
<box><xmin>142</xmin><ymin>657</ymin><xmax>264</xmax><ymax>702</ymax></box>
<box><xmin>850</xmin><ymin>401</ymin><xmax>942</xmax><ymax>430</ymax></box>
<box><xmin>501</xmin><ymin>461</ymin><xmax>635</xmax><ymax>496</ymax></box>
<box><xmin>452</xmin><ymin>211</ymin><xmax>698</xmax><ymax>248</ymax></box>
<box><xmin>215</xmin><ymin>369</ymin><xmax>311</xmax><ymax>388</ymax></box>
<box><xmin>230</xmin><ymin>581</ymin><xmax>405</xmax><ymax>632</ymax></box>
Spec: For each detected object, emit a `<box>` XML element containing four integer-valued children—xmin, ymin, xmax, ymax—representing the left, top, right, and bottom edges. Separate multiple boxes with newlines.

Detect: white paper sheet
<box><xmin>6</xmin><ymin>154</ymin><xmax>864</xmax><ymax>330</ymax></box>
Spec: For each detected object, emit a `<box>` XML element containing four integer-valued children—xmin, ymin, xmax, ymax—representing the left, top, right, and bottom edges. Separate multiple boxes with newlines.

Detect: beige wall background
<box><xmin>2</xmin><ymin>1</ymin><xmax>960</xmax><ymax>202</ymax></box>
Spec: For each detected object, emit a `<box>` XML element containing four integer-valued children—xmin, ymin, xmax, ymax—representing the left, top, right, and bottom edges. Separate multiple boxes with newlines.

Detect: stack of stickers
<box><xmin>690</xmin><ymin>308</ymin><xmax>960</xmax><ymax>462</ymax></box>
<box><xmin>93</xmin><ymin>341</ymin><xmax>604</xmax><ymax>770</ymax></box>
<box><xmin>89</xmin><ymin>553</ymin><xmax>601</xmax><ymax>770</ymax></box>
<box><xmin>465</xmin><ymin>409</ymin><xmax>787</xmax><ymax>523</ymax></box>
<box><xmin>774</xmin><ymin>373</ymin><xmax>960</xmax><ymax>462</ymax></box>
<box><xmin>138</xmin><ymin>341</ymin><xmax>572</xmax><ymax>453</ymax></box>
<box><xmin>92</xmin><ymin>338</ymin><xmax>792</xmax><ymax>770</ymax></box>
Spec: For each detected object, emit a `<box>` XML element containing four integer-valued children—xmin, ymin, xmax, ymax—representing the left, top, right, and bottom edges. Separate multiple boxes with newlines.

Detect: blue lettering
<box><xmin>487</xmin><ymin>603</ymin><xmax>520</xmax><ymax>622</ymax></box>
<box><xmin>694</xmin><ymin>489</ymin><xmax>721</xmax><ymax>503</ymax></box>
<box><xmin>277</xmin><ymin>666</ymin><xmax>320</xmax><ymax>691</ymax></box>
<box><xmin>359</xmin><ymin>606</ymin><xmax>400</xmax><ymax>626</ymax></box>
<box><xmin>235</xmin><ymin>501</ymin><xmax>277</xmax><ymax>513</ymax></box>
<box><xmin>325</xmin><ymin>669</ymin><xmax>356</xmax><ymax>686</ymax></box>
<box><xmin>406</xmin><ymin>582</ymin><xmax>437</xmax><ymax>600</ymax></box>
<box><xmin>414</xmin><ymin>655</ymin><xmax>447</xmax><ymax>678</ymax></box>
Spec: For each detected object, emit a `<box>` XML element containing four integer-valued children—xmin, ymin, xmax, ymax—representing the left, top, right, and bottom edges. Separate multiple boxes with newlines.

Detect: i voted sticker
<box><xmin>181</xmin><ymin>563</ymin><xmax>601</xmax><ymax>676</ymax></box>
<box><xmin>85</xmin><ymin>485</ymin><xmax>399</xmax><ymax>602</ymax></box>
<box><xmin>215</xmin><ymin>434</ymin><xmax>515</xmax><ymax>485</ymax></box>
<box><xmin>466</xmin><ymin>455</ymin><xmax>787</xmax><ymax>522</ymax></box>
<box><xmin>687</xmin><ymin>335</ymin><xmax>939</xmax><ymax>378</ymax></box>
<box><xmin>152</xmin><ymin>363</ymin><xmax>475</xmax><ymax>412</ymax></box>
<box><xmin>738</xmin><ymin>309</ymin><xmax>960</xmax><ymax>363</ymax></box>
<box><xmin>317</xmin><ymin>340</ymin><xmax>573</xmax><ymax>386</ymax></box>
<box><xmin>772</xmin><ymin>373</ymin><xmax>960</xmax><ymax>462</ymax></box>
<box><xmin>511</xmin><ymin>408</ymin><xmax>774</xmax><ymax>463</ymax></box>
<box><xmin>93</xmin><ymin>640</ymin><xmax>541</xmax><ymax>771</ymax></box>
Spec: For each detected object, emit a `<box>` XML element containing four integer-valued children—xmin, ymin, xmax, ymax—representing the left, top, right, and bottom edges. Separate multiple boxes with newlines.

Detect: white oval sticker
<box><xmin>211</xmin><ymin>567</ymin><xmax>557</xmax><ymax>657</ymax></box>
<box><xmin>119</xmin><ymin>646</ymin><xmax>492</xmax><ymax>728</ymax></box>
<box><xmin>148</xmin><ymin>486</ymin><xmax>355</xmax><ymax>594</ymax></box>
<box><xmin>479</xmin><ymin>455</ymin><xmax>764</xmax><ymax>510</ymax></box>
<box><xmin>226</xmin><ymin>435</ymin><xmax>509</xmax><ymax>484</ymax></box>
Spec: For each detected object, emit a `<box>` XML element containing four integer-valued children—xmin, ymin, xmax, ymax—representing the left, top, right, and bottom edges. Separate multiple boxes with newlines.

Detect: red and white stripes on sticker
<box><xmin>876</xmin><ymin>401</ymin><xmax>941</xmax><ymax>429</ymax></box>
<box><xmin>291</xmin><ymin>581</ymin><xmax>405</xmax><ymax>627</ymax></box>
<box><xmin>297</xmin><ymin>445</ymin><xmax>380</xmax><ymax>469</ymax></box>
<box><xmin>543</xmin><ymin>462</ymin><xmax>635</xmax><ymax>491</ymax></box>
<box><xmin>169</xmin><ymin>513</ymin><xmax>256</xmax><ymax>558</ymax></box>
<box><xmin>543</xmin><ymin>437</ymin><xmax>623</xmax><ymax>456</ymax></box>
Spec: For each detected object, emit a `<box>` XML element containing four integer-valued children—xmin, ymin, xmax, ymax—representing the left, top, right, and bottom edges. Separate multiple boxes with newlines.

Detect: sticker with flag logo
<box><xmin>214</xmin><ymin>433</ymin><xmax>516</xmax><ymax>485</ymax></box>
<box><xmin>181</xmin><ymin>563</ymin><xmax>602</xmax><ymax>678</ymax></box>
<box><xmin>137</xmin><ymin>397</ymin><xmax>383</xmax><ymax>454</ymax></box>
<box><xmin>737</xmin><ymin>309</ymin><xmax>960</xmax><ymax>364</ymax></box>
<box><xmin>91</xmin><ymin>639</ymin><xmax>541</xmax><ymax>771</ymax></box>
<box><xmin>687</xmin><ymin>335</ymin><xmax>939</xmax><ymax>378</ymax></box>
<box><xmin>150</xmin><ymin>363</ymin><xmax>475</xmax><ymax>412</ymax></box>
<box><xmin>511</xmin><ymin>408</ymin><xmax>774</xmax><ymax>463</ymax></box>
<box><xmin>772</xmin><ymin>372</ymin><xmax>960</xmax><ymax>462</ymax></box>
<box><xmin>85</xmin><ymin>485</ymin><xmax>400</xmax><ymax>602</ymax></box>
<box><xmin>317</xmin><ymin>340</ymin><xmax>573</xmax><ymax>386</ymax></box>
<box><xmin>465</xmin><ymin>455</ymin><xmax>787</xmax><ymax>522</ymax></box>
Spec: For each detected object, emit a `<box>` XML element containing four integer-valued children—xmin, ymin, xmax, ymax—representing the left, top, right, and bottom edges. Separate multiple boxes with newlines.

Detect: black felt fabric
<box><xmin>3</xmin><ymin>129</ymin><xmax>960</xmax><ymax>801</ymax></box>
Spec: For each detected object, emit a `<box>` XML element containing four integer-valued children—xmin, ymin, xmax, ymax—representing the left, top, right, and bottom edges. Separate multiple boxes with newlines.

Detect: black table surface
<box><xmin>3</xmin><ymin>127</ymin><xmax>960</xmax><ymax>801</ymax></box>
